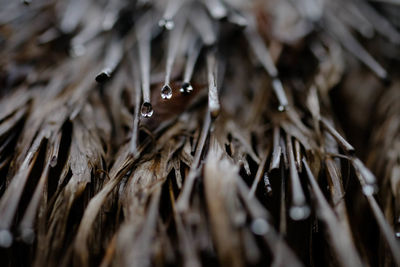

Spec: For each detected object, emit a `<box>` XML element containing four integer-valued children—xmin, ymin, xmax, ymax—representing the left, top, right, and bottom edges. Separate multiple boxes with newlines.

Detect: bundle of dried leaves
<box><xmin>1</xmin><ymin>0</ymin><xmax>400</xmax><ymax>266</ymax></box>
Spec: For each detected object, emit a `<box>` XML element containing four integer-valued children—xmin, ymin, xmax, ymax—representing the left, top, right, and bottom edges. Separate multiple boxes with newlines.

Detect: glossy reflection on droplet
<box><xmin>161</xmin><ymin>84</ymin><xmax>172</xmax><ymax>99</ymax></box>
<box><xmin>289</xmin><ymin>204</ymin><xmax>310</xmax><ymax>221</ymax></box>
<box><xmin>141</xmin><ymin>102</ymin><xmax>153</xmax><ymax>118</ymax></box>
<box><xmin>180</xmin><ymin>82</ymin><xmax>193</xmax><ymax>94</ymax></box>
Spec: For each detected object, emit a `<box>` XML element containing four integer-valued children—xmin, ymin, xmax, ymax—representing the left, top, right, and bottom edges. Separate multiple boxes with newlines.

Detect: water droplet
<box><xmin>0</xmin><ymin>230</ymin><xmax>13</xmax><ymax>248</ymax></box>
<box><xmin>165</xmin><ymin>20</ymin><xmax>175</xmax><ymax>30</ymax></box>
<box><xmin>103</xmin><ymin>13</ymin><xmax>117</xmax><ymax>31</ymax></box>
<box><xmin>362</xmin><ymin>184</ymin><xmax>376</xmax><ymax>196</ymax></box>
<box><xmin>211</xmin><ymin>6</ymin><xmax>227</xmax><ymax>19</ymax></box>
<box><xmin>158</xmin><ymin>19</ymin><xmax>175</xmax><ymax>30</ymax></box>
<box><xmin>141</xmin><ymin>102</ymin><xmax>153</xmax><ymax>118</ymax></box>
<box><xmin>263</xmin><ymin>173</ymin><xmax>272</xmax><ymax>196</ymax></box>
<box><xmin>21</xmin><ymin>228</ymin><xmax>35</xmax><ymax>244</ymax></box>
<box><xmin>234</xmin><ymin>212</ymin><xmax>246</xmax><ymax>226</ymax></box>
<box><xmin>278</xmin><ymin>105</ymin><xmax>286</xmax><ymax>112</ymax></box>
<box><xmin>70</xmin><ymin>44</ymin><xmax>86</xmax><ymax>57</ymax></box>
<box><xmin>50</xmin><ymin>156</ymin><xmax>57</xmax><ymax>167</ymax></box>
<box><xmin>289</xmin><ymin>204</ymin><xmax>311</xmax><ymax>220</ymax></box>
<box><xmin>251</xmin><ymin>218</ymin><xmax>269</xmax><ymax>235</ymax></box>
<box><xmin>95</xmin><ymin>68</ymin><xmax>112</xmax><ymax>83</ymax></box>
<box><xmin>161</xmin><ymin>84</ymin><xmax>172</xmax><ymax>99</ymax></box>
<box><xmin>180</xmin><ymin>82</ymin><xmax>193</xmax><ymax>94</ymax></box>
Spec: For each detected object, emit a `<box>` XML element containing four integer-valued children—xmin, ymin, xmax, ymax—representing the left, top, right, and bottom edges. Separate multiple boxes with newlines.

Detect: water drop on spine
<box><xmin>158</xmin><ymin>19</ymin><xmax>175</xmax><ymax>30</ymax></box>
<box><xmin>70</xmin><ymin>44</ymin><xmax>86</xmax><ymax>57</ymax></box>
<box><xmin>0</xmin><ymin>230</ymin><xmax>13</xmax><ymax>248</ymax></box>
<box><xmin>161</xmin><ymin>84</ymin><xmax>172</xmax><ymax>99</ymax></box>
<box><xmin>180</xmin><ymin>82</ymin><xmax>193</xmax><ymax>94</ymax></box>
<box><xmin>141</xmin><ymin>102</ymin><xmax>153</xmax><ymax>118</ymax></box>
<box><xmin>251</xmin><ymin>218</ymin><xmax>269</xmax><ymax>235</ymax></box>
<box><xmin>289</xmin><ymin>204</ymin><xmax>310</xmax><ymax>221</ymax></box>
<box><xmin>50</xmin><ymin>156</ymin><xmax>57</xmax><ymax>167</ymax></box>
<box><xmin>21</xmin><ymin>228</ymin><xmax>35</xmax><ymax>244</ymax></box>
<box><xmin>362</xmin><ymin>184</ymin><xmax>376</xmax><ymax>196</ymax></box>
<box><xmin>278</xmin><ymin>105</ymin><xmax>286</xmax><ymax>112</ymax></box>
<box><xmin>95</xmin><ymin>68</ymin><xmax>112</xmax><ymax>83</ymax></box>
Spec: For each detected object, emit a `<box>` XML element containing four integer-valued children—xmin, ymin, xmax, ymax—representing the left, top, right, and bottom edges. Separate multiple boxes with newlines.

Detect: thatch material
<box><xmin>1</xmin><ymin>0</ymin><xmax>400</xmax><ymax>266</ymax></box>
